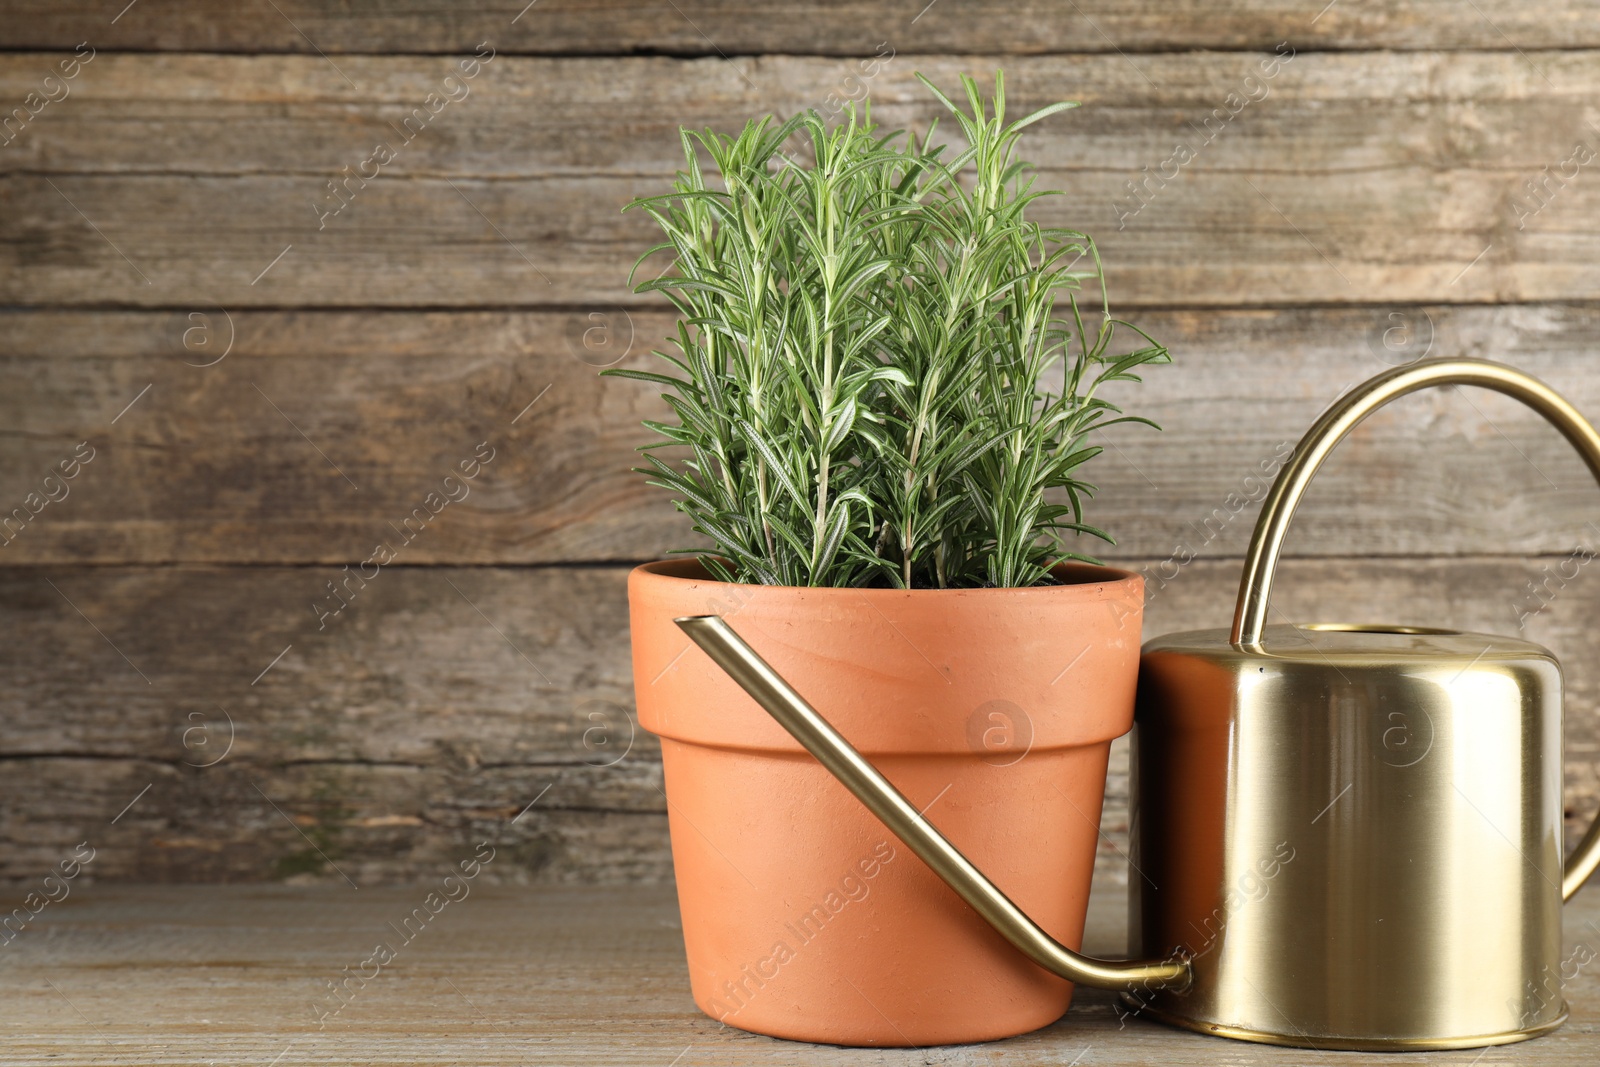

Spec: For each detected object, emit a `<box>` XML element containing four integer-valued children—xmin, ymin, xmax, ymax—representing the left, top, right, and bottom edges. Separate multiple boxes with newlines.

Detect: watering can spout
<box><xmin>674</xmin><ymin>613</ymin><xmax>1193</xmax><ymax>994</ymax></box>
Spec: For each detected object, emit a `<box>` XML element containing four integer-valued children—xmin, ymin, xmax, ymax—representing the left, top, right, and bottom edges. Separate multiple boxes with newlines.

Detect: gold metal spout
<box><xmin>676</xmin><ymin>613</ymin><xmax>1193</xmax><ymax>993</ymax></box>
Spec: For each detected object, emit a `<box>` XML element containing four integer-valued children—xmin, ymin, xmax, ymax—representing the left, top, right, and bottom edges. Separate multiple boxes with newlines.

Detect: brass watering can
<box><xmin>678</xmin><ymin>358</ymin><xmax>1600</xmax><ymax>1051</ymax></box>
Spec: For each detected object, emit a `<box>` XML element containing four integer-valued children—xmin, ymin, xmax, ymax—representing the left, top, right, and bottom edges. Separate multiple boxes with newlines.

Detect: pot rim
<box><xmin>630</xmin><ymin>556</ymin><xmax>1144</xmax><ymax>753</ymax></box>
<box><xmin>632</xmin><ymin>557</ymin><xmax>1141</xmax><ymax>599</ymax></box>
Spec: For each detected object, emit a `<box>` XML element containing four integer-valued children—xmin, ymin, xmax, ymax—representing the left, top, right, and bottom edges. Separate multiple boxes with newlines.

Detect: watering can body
<box><xmin>1129</xmin><ymin>624</ymin><xmax>1567</xmax><ymax>1049</ymax></box>
<box><xmin>1121</xmin><ymin>357</ymin><xmax>1600</xmax><ymax>1049</ymax></box>
<box><xmin>679</xmin><ymin>359</ymin><xmax>1600</xmax><ymax>1051</ymax></box>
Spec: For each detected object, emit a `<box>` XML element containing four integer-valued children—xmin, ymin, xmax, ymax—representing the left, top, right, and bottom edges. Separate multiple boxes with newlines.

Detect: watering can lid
<box><xmin>1143</xmin><ymin>623</ymin><xmax>1558</xmax><ymax>667</ymax></box>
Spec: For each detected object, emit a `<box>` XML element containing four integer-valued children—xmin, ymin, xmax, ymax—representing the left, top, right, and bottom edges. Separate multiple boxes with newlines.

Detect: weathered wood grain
<box><xmin>2</xmin><ymin>880</ymin><xmax>1597</xmax><ymax>1065</ymax></box>
<box><xmin>0</xmin><ymin>307</ymin><xmax>671</xmax><ymax>564</ymax></box>
<box><xmin>2</xmin><ymin>1</ymin><xmax>1598</xmax><ymax>897</ymax></box>
<box><xmin>0</xmin><ymin>563</ymin><xmax>673</xmax><ymax>884</ymax></box>
<box><xmin>3</xmin><ymin>558</ymin><xmax>1598</xmax><ymax>885</ymax></box>
<box><xmin>3</xmin><ymin>1</ymin><xmax>1600</xmax><ymax>55</ymax></box>
<box><xmin>5</xmin><ymin>304</ymin><xmax>1600</xmax><ymax>565</ymax></box>
<box><xmin>6</xmin><ymin>51</ymin><xmax>1595</xmax><ymax>178</ymax></box>
<box><xmin>0</xmin><ymin>565</ymin><xmax>640</xmax><ymax>766</ymax></box>
<box><xmin>2</xmin><ymin>53</ymin><xmax>1597</xmax><ymax>307</ymax></box>
<box><xmin>0</xmin><ymin>758</ymin><xmax>673</xmax><ymax>886</ymax></box>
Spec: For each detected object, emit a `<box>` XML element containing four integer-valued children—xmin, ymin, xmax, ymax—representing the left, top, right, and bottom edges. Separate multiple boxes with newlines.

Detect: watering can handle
<box><xmin>675</xmin><ymin>614</ymin><xmax>1193</xmax><ymax>993</ymax></box>
<box><xmin>1232</xmin><ymin>357</ymin><xmax>1600</xmax><ymax>901</ymax></box>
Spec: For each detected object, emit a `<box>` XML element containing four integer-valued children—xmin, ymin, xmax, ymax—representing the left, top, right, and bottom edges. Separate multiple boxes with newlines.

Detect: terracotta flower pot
<box><xmin>628</xmin><ymin>558</ymin><xmax>1144</xmax><ymax>1047</ymax></box>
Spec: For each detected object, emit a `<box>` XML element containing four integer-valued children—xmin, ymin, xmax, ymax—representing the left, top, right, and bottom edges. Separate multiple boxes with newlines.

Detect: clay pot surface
<box><xmin>629</xmin><ymin>558</ymin><xmax>1144</xmax><ymax>1046</ymax></box>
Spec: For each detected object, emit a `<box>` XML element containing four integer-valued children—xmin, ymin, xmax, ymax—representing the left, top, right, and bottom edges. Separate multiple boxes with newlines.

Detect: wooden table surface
<box><xmin>3</xmin><ymin>878</ymin><xmax>1597</xmax><ymax>1066</ymax></box>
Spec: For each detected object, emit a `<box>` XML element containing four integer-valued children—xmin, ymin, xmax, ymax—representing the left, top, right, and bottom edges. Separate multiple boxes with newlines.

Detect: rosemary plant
<box><xmin>610</xmin><ymin>72</ymin><xmax>1167</xmax><ymax>588</ymax></box>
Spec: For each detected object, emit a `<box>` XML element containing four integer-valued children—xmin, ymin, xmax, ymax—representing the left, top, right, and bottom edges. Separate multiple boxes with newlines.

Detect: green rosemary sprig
<box><xmin>608</xmin><ymin>71</ymin><xmax>1168</xmax><ymax>588</ymax></box>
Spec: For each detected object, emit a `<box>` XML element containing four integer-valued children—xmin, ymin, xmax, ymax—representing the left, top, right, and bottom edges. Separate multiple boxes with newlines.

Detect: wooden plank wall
<box><xmin>2</xmin><ymin>2</ymin><xmax>1600</xmax><ymax>884</ymax></box>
